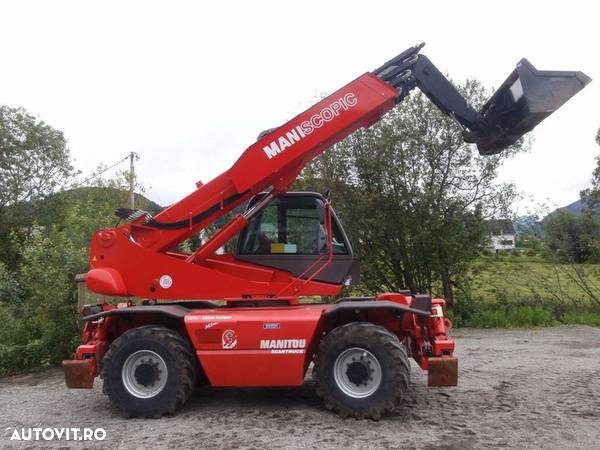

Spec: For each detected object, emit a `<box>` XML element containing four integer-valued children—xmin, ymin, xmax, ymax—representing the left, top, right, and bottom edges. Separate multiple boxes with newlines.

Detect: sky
<box><xmin>1</xmin><ymin>0</ymin><xmax>598</xmax><ymax>215</ymax></box>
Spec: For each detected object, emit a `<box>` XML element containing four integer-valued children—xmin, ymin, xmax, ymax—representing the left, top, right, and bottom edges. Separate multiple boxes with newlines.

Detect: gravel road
<box><xmin>1</xmin><ymin>325</ymin><xmax>600</xmax><ymax>449</ymax></box>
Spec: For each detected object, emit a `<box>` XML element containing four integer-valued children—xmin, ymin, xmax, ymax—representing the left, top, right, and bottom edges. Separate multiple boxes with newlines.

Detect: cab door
<box><xmin>235</xmin><ymin>193</ymin><xmax>357</xmax><ymax>285</ymax></box>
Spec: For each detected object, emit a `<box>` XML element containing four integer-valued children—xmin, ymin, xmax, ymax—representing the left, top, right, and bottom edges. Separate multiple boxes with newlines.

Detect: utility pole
<box><xmin>129</xmin><ymin>152</ymin><xmax>139</xmax><ymax>209</ymax></box>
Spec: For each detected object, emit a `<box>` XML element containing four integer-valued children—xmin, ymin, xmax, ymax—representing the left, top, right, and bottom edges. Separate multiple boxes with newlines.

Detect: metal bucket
<box><xmin>474</xmin><ymin>59</ymin><xmax>591</xmax><ymax>155</ymax></box>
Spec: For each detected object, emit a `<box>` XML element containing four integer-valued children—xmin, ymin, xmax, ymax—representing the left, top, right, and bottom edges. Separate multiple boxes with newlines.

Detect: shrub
<box><xmin>469</xmin><ymin>305</ymin><xmax>555</xmax><ymax>328</ymax></box>
<box><xmin>559</xmin><ymin>311</ymin><xmax>600</xmax><ymax>326</ymax></box>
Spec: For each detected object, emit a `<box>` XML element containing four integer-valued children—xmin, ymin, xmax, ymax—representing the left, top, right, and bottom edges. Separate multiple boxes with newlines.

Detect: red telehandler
<box><xmin>62</xmin><ymin>43</ymin><xmax>590</xmax><ymax>419</ymax></box>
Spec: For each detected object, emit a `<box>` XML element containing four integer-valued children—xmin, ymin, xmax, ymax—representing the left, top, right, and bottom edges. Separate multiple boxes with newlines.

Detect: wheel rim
<box><xmin>122</xmin><ymin>350</ymin><xmax>168</xmax><ymax>399</ymax></box>
<box><xmin>333</xmin><ymin>347</ymin><xmax>382</xmax><ymax>399</ymax></box>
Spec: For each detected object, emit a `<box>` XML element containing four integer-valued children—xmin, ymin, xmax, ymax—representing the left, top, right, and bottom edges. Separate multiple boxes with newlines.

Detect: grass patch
<box><xmin>469</xmin><ymin>305</ymin><xmax>555</xmax><ymax>328</ymax></box>
<box><xmin>446</xmin><ymin>256</ymin><xmax>600</xmax><ymax>328</ymax></box>
<box><xmin>469</xmin><ymin>256</ymin><xmax>600</xmax><ymax>303</ymax></box>
<box><xmin>449</xmin><ymin>301</ymin><xmax>600</xmax><ymax>328</ymax></box>
<box><xmin>559</xmin><ymin>311</ymin><xmax>600</xmax><ymax>327</ymax></box>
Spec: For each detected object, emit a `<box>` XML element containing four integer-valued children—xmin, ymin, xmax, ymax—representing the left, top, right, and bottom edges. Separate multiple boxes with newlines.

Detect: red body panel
<box><xmin>86</xmin><ymin>268</ymin><xmax>127</xmax><ymax>296</ymax></box>
<box><xmin>87</xmin><ymin>231</ymin><xmax>342</xmax><ymax>299</ymax></box>
<box><xmin>185</xmin><ymin>306</ymin><xmax>324</xmax><ymax>386</ymax></box>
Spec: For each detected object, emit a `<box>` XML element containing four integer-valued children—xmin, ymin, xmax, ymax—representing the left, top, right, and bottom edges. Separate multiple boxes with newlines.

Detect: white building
<box><xmin>485</xmin><ymin>219</ymin><xmax>516</xmax><ymax>252</ymax></box>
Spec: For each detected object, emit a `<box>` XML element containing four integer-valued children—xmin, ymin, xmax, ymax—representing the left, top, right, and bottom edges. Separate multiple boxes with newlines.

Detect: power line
<box><xmin>68</xmin><ymin>154</ymin><xmax>131</xmax><ymax>189</ymax></box>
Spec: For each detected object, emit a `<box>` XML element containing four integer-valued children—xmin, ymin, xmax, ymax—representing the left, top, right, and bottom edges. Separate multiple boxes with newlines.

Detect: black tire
<box><xmin>102</xmin><ymin>325</ymin><xmax>196</xmax><ymax>418</ymax></box>
<box><xmin>314</xmin><ymin>322</ymin><xmax>410</xmax><ymax>420</ymax></box>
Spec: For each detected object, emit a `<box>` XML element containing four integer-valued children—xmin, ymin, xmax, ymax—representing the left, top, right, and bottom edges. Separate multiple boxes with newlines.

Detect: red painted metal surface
<box><xmin>185</xmin><ymin>306</ymin><xmax>324</xmax><ymax>386</ymax></box>
<box><xmin>86</xmin><ymin>73</ymin><xmax>398</xmax><ymax>300</ymax></box>
<box><xmin>87</xmin><ymin>232</ymin><xmax>343</xmax><ymax>299</ymax></box>
<box><xmin>86</xmin><ymin>267</ymin><xmax>127</xmax><ymax>296</ymax></box>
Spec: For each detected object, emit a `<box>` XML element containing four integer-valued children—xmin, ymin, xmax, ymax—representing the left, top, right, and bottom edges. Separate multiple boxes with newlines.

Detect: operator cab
<box><xmin>235</xmin><ymin>192</ymin><xmax>359</xmax><ymax>285</ymax></box>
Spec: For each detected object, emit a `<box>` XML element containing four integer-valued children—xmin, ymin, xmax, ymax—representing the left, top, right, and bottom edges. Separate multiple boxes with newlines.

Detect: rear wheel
<box><xmin>102</xmin><ymin>325</ymin><xmax>196</xmax><ymax>418</ymax></box>
<box><xmin>314</xmin><ymin>322</ymin><xmax>410</xmax><ymax>420</ymax></box>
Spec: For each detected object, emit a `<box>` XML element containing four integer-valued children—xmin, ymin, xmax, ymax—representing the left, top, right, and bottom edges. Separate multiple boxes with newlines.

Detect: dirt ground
<box><xmin>1</xmin><ymin>325</ymin><xmax>600</xmax><ymax>449</ymax></box>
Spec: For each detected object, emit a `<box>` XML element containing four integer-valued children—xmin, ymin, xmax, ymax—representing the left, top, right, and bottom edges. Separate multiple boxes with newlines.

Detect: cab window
<box><xmin>239</xmin><ymin>196</ymin><xmax>348</xmax><ymax>255</ymax></box>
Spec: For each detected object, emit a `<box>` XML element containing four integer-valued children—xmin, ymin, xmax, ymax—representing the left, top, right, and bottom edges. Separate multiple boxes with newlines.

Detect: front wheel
<box><xmin>314</xmin><ymin>322</ymin><xmax>410</xmax><ymax>420</ymax></box>
<box><xmin>102</xmin><ymin>325</ymin><xmax>197</xmax><ymax>418</ymax></box>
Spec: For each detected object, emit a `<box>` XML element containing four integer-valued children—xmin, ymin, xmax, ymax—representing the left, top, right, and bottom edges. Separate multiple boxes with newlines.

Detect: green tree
<box><xmin>542</xmin><ymin>211</ymin><xmax>600</xmax><ymax>263</ymax></box>
<box><xmin>296</xmin><ymin>81</ymin><xmax>526</xmax><ymax>305</ymax></box>
<box><xmin>0</xmin><ymin>106</ymin><xmax>75</xmax><ymax>268</ymax></box>
<box><xmin>0</xmin><ymin>106</ymin><xmax>73</xmax><ymax>207</ymax></box>
<box><xmin>580</xmin><ymin>126</ymin><xmax>600</xmax><ymax>210</ymax></box>
<box><xmin>0</xmin><ymin>106</ymin><xmax>154</xmax><ymax>373</ymax></box>
<box><xmin>544</xmin><ymin>127</ymin><xmax>600</xmax><ymax>263</ymax></box>
<box><xmin>0</xmin><ymin>180</ymin><xmax>149</xmax><ymax>374</ymax></box>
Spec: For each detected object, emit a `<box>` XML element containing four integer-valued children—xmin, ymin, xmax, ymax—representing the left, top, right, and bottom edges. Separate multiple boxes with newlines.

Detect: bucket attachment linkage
<box><xmin>375</xmin><ymin>43</ymin><xmax>591</xmax><ymax>156</ymax></box>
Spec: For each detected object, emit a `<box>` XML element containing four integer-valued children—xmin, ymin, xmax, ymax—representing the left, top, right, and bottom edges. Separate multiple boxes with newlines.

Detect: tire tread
<box><xmin>314</xmin><ymin>321</ymin><xmax>410</xmax><ymax>420</ymax></box>
<box><xmin>102</xmin><ymin>325</ymin><xmax>196</xmax><ymax>418</ymax></box>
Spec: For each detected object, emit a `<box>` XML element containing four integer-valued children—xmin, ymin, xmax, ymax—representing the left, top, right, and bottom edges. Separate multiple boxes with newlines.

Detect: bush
<box><xmin>446</xmin><ymin>293</ymin><xmax>479</xmax><ymax>328</ymax></box>
<box><xmin>0</xmin><ymin>340</ymin><xmax>49</xmax><ymax>374</ymax></box>
<box><xmin>0</xmin><ymin>261</ymin><xmax>21</xmax><ymax>302</ymax></box>
<box><xmin>0</xmin><ymin>200</ymin><xmax>115</xmax><ymax>374</ymax></box>
<box><xmin>0</xmin><ymin>227</ymin><xmax>82</xmax><ymax>374</ymax></box>
<box><xmin>469</xmin><ymin>305</ymin><xmax>555</xmax><ymax>328</ymax></box>
<box><xmin>524</xmin><ymin>248</ymin><xmax>539</xmax><ymax>257</ymax></box>
<box><xmin>559</xmin><ymin>311</ymin><xmax>600</xmax><ymax>326</ymax></box>
<box><xmin>448</xmin><ymin>286</ymin><xmax>600</xmax><ymax>329</ymax></box>
<box><xmin>0</xmin><ymin>182</ymin><xmax>149</xmax><ymax>374</ymax></box>
<box><xmin>543</xmin><ymin>211</ymin><xmax>600</xmax><ymax>263</ymax></box>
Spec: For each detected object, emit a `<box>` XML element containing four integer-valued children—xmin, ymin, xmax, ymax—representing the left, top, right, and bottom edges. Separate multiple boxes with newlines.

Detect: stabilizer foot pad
<box><xmin>428</xmin><ymin>356</ymin><xmax>458</xmax><ymax>387</ymax></box>
<box><xmin>62</xmin><ymin>359</ymin><xmax>95</xmax><ymax>389</ymax></box>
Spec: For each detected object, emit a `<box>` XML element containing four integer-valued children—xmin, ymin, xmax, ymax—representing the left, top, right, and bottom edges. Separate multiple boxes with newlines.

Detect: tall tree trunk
<box><xmin>441</xmin><ymin>269</ymin><xmax>454</xmax><ymax>307</ymax></box>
